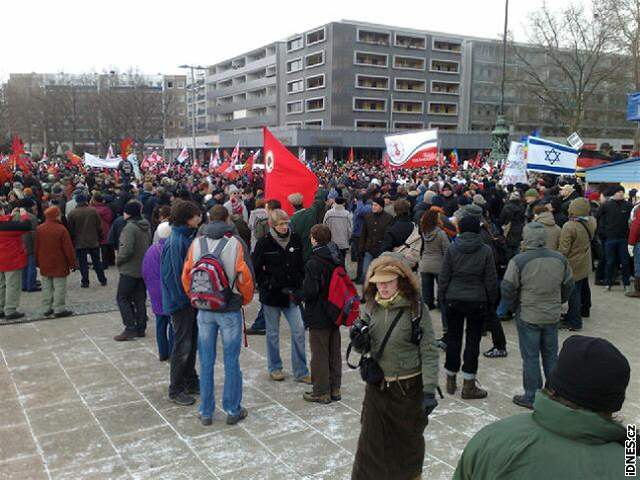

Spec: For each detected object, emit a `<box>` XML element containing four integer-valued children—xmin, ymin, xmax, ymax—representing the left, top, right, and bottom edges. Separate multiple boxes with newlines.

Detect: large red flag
<box><xmin>264</xmin><ymin>127</ymin><xmax>318</xmax><ymax>215</ymax></box>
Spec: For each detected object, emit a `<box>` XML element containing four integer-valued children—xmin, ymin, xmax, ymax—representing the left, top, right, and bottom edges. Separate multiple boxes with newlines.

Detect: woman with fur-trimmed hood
<box><xmin>351</xmin><ymin>252</ymin><xmax>439</xmax><ymax>480</ymax></box>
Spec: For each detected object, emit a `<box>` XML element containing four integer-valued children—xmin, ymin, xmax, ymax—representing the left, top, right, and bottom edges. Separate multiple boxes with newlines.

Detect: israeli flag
<box><xmin>526</xmin><ymin>136</ymin><xmax>578</xmax><ymax>175</ymax></box>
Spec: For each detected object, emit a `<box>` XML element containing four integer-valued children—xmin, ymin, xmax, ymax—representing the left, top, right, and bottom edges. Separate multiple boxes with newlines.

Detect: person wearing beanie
<box><xmin>67</xmin><ymin>190</ymin><xmax>108</xmax><ymax>289</ymax></box>
<box><xmin>289</xmin><ymin>188</ymin><xmax>328</xmax><ymax>261</ymax></box>
<box><xmin>454</xmin><ymin>335</ymin><xmax>630</xmax><ymax>480</ymax></box>
<box><xmin>35</xmin><ymin>206</ymin><xmax>77</xmax><ymax>318</ymax></box>
<box><xmin>412</xmin><ymin>189</ymin><xmax>437</xmax><ymax>224</ymax></box>
<box><xmin>524</xmin><ymin>188</ymin><xmax>541</xmax><ymax>223</ymax></box>
<box><xmin>114</xmin><ymin>200</ymin><xmax>152</xmax><ymax>341</ymax></box>
<box><xmin>358</xmin><ymin>194</ymin><xmax>394</xmax><ymax>283</ymax></box>
<box><xmin>224</xmin><ymin>184</ymin><xmax>248</xmax><ymax>223</ymax></box>
<box><xmin>558</xmin><ymin>198</ymin><xmax>597</xmax><ymax>331</ymax></box>
<box><xmin>501</xmin><ymin>222</ymin><xmax>574</xmax><ymax>410</ymax></box>
<box><xmin>439</xmin><ymin>213</ymin><xmax>497</xmax><ymax>400</ymax></box>
<box><xmin>142</xmin><ymin>221</ymin><xmax>174</xmax><ymax>360</ymax></box>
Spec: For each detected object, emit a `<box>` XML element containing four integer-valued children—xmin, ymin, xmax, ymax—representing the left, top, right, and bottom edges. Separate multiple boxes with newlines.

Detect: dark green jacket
<box><xmin>290</xmin><ymin>189</ymin><xmax>326</xmax><ymax>260</ymax></box>
<box><xmin>454</xmin><ymin>391</ymin><xmax>627</xmax><ymax>480</ymax></box>
<box><xmin>116</xmin><ymin>217</ymin><xmax>151</xmax><ymax>278</ymax></box>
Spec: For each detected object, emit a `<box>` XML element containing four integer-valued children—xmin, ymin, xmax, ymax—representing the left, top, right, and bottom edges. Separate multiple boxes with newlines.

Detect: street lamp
<box><xmin>178</xmin><ymin>64</ymin><xmax>207</xmax><ymax>162</ymax></box>
<box><xmin>489</xmin><ymin>0</ymin><xmax>510</xmax><ymax>163</ymax></box>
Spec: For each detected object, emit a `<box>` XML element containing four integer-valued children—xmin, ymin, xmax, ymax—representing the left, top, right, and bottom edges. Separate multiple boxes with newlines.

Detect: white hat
<box><xmin>156</xmin><ymin>222</ymin><xmax>172</xmax><ymax>240</ymax></box>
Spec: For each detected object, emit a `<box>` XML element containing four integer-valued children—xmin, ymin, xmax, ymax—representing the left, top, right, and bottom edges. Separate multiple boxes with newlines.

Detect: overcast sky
<box><xmin>2</xmin><ymin>0</ymin><xmax>576</xmax><ymax>81</ymax></box>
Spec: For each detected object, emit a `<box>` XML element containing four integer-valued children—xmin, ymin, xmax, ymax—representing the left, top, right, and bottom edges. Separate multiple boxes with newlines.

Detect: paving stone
<box><xmin>29</xmin><ymin>400</ymin><xmax>95</xmax><ymax>438</ymax></box>
<box><xmin>0</xmin><ymin>454</ymin><xmax>48</xmax><ymax>480</ymax></box>
<box><xmin>93</xmin><ymin>401</ymin><xmax>166</xmax><ymax>438</ymax></box>
<box><xmin>50</xmin><ymin>457</ymin><xmax>131</xmax><ymax>480</ymax></box>
<box><xmin>0</xmin><ymin>424</ymin><xmax>39</xmax><ymax>463</ymax></box>
<box><xmin>39</xmin><ymin>424</ymin><xmax>116</xmax><ymax>471</ymax></box>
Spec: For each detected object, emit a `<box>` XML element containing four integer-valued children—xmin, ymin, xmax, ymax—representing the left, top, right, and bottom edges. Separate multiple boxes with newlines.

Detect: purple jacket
<box><xmin>142</xmin><ymin>238</ymin><xmax>166</xmax><ymax>315</ymax></box>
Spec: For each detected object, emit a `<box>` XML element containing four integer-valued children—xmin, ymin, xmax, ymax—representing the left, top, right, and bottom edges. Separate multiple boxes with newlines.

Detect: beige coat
<box><xmin>559</xmin><ymin>198</ymin><xmax>597</xmax><ymax>281</ymax></box>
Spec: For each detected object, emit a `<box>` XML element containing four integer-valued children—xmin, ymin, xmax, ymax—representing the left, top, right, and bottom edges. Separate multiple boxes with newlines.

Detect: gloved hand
<box><xmin>422</xmin><ymin>393</ymin><xmax>438</xmax><ymax>417</ymax></box>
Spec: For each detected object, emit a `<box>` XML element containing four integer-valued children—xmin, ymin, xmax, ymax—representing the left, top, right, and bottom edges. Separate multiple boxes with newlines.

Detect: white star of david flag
<box><xmin>526</xmin><ymin>136</ymin><xmax>578</xmax><ymax>175</ymax></box>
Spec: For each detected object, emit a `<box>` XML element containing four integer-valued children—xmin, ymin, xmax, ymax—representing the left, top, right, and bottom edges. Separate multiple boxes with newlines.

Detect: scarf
<box><xmin>270</xmin><ymin>227</ymin><xmax>291</xmax><ymax>250</ymax></box>
<box><xmin>375</xmin><ymin>291</ymin><xmax>401</xmax><ymax>309</ymax></box>
<box><xmin>230</xmin><ymin>196</ymin><xmax>243</xmax><ymax>215</ymax></box>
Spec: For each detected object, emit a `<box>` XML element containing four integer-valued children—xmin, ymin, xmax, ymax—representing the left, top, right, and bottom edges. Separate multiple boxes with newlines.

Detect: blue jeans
<box><xmin>605</xmin><ymin>239</ymin><xmax>631</xmax><ymax>286</ymax></box>
<box><xmin>155</xmin><ymin>314</ymin><xmax>174</xmax><ymax>360</ymax></box>
<box><xmin>22</xmin><ymin>254</ymin><xmax>37</xmax><ymax>291</ymax></box>
<box><xmin>634</xmin><ymin>244</ymin><xmax>640</xmax><ymax>277</ymax></box>
<box><xmin>565</xmin><ymin>278</ymin><xmax>585</xmax><ymax>329</ymax></box>
<box><xmin>263</xmin><ymin>303</ymin><xmax>309</xmax><ymax>378</ymax></box>
<box><xmin>516</xmin><ymin>317</ymin><xmax>558</xmax><ymax>403</ymax></box>
<box><xmin>197</xmin><ymin>309</ymin><xmax>243</xmax><ymax>418</ymax></box>
<box><xmin>361</xmin><ymin>252</ymin><xmax>374</xmax><ymax>284</ymax></box>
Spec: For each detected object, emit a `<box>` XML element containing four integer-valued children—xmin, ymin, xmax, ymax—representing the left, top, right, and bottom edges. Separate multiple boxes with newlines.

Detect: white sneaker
<box><xmin>624</xmin><ymin>285</ymin><xmax>633</xmax><ymax>295</ymax></box>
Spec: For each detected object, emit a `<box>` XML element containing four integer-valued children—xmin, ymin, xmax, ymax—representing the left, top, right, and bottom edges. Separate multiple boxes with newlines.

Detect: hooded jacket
<box><xmin>323</xmin><ymin>204</ymin><xmax>352</xmax><ymax>250</ymax></box>
<box><xmin>35</xmin><ymin>211</ymin><xmax>77</xmax><ymax>278</ymax></box>
<box><xmin>93</xmin><ymin>203</ymin><xmax>114</xmax><ymax>246</ymax></box>
<box><xmin>0</xmin><ymin>214</ymin><xmax>32</xmax><ymax>272</ymax></box>
<box><xmin>303</xmin><ymin>242</ymin><xmax>342</xmax><ymax>329</ymax></box>
<box><xmin>534</xmin><ymin>211</ymin><xmax>561</xmax><ymax>251</ymax></box>
<box><xmin>161</xmin><ymin>225</ymin><xmax>197</xmax><ymax>314</ymax></box>
<box><xmin>142</xmin><ymin>239</ymin><xmax>166</xmax><ymax>315</ymax></box>
<box><xmin>439</xmin><ymin>232</ymin><xmax>497</xmax><ymax>304</ymax></box>
<box><xmin>116</xmin><ymin>217</ymin><xmax>151</xmax><ymax>278</ymax></box>
<box><xmin>559</xmin><ymin>198</ymin><xmax>597</xmax><ymax>281</ymax></box>
<box><xmin>502</xmin><ymin>222</ymin><xmax>574</xmax><ymax>325</ymax></box>
<box><xmin>359</xmin><ymin>210</ymin><xmax>394</xmax><ymax>257</ymax></box>
<box><xmin>454</xmin><ymin>391</ymin><xmax>627</xmax><ymax>480</ymax></box>
<box><xmin>419</xmin><ymin>227</ymin><xmax>449</xmax><ymax>274</ymax></box>
<box><xmin>181</xmin><ymin>221</ymin><xmax>254</xmax><ymax>312</ymax></box>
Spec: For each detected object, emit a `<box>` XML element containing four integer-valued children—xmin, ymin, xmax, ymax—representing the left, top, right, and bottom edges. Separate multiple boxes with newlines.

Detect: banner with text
<box><xmin>84</xmin><ymin>153</ymin><xmax>120</xmax><ymax>169</ymax></box>
<box><xmin>384</xmin><ymin>129</ymin><xmax>438</xmax><ymax>169</ymax></box>
<box><xmin>501</xmin><ymin>142</ymin><xmax>528</xmax><ymax>186</ymax></box>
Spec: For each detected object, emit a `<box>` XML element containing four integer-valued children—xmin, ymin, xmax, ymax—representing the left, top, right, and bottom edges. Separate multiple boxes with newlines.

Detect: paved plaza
<box><xmin>0</xmin><ymin>270</ymin><xmax>638</xmax><ymax>479</ymax></box>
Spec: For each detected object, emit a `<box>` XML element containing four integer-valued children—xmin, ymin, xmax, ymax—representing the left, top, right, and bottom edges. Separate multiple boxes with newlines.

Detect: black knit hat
<box><xmin>124</xmin><ymin>201</ymin><xmax>142</xmax><ymax>218</ymax></box>
<box><xmin>372</xmin><ymin>197</ymin><xmax>385</xmax><ymax>209</ymax></box>
<box><xmin>458</xmin><ymin>215</ymin><xmax>480</xmax><ymax>234</ymax></box>
<box><xmin>547</xmin><ymin>335</ymin><xmax>630</xmax><ymax>413</ymax></box>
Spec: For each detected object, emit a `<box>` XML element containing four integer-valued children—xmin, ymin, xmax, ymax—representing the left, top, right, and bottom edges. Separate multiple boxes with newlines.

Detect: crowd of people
<box><xmin>0</xmin><ymin>154</ymin><xmax>636</xmax><ymax>479</ymax></box>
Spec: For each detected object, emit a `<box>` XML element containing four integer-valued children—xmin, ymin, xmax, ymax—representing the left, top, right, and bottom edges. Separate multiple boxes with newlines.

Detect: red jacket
<box><xmin>93</xmin><ymin>204</ymin><xmax>114</xmax><ymax>245</ymax></box>
<box><xmin>629</xmin><ymin>209</ymin><xmax>640</xmax><ymax>246</ymax></box>
<box><xmin>0</xmin><ymin>214</ymin><xmax>32</xmax><ymax>272</ymax></box>
<box><xmin>36</xmin><ymin>219</ymin><xmax>77</xmax><ymax>277</ymax></box>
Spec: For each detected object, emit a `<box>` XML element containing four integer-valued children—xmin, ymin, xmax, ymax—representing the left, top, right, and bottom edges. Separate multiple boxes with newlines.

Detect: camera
<box><xmin>349</xmin><ymin>319</ymin><xmax>371</xmax><ymax>353</ymax></box>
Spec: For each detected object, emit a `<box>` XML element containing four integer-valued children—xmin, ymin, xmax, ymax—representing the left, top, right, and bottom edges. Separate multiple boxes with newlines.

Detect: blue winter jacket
<box><xmin>352</xmin><ymin>201</ymin><xmax>372</xmax><ymax>237</ymax></box>
<box><xmin>161</xmin><ymin>225</ymin><xmax>197</xmax><ymax>314</ymax></box>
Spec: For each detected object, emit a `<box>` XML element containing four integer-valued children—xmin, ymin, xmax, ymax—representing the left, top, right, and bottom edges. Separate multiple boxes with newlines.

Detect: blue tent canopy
<box><xmin>585</xmin><ymin>157</ymin><xmax>640</xmax><ymax>183</ymax></box>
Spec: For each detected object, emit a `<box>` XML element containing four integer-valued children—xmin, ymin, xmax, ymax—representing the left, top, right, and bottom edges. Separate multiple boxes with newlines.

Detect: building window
<box><xmin>394</xmin><ymin>33</ymin><xmax>426</xmax><ymax>49</ymax></box>
<box><xmin>286</xmin><ymin>121</ymin><xmax>303</xmax><ymax>126</ymax></box>
<box><xmin>431</xmin><ymin>80</ymin><xmax>460</xmax><ymax>95</ymax></box>
<box><xmin>430</xmin><ymin>59</ymin><xmax>460</xmax><ymax>74</ymax></box>
<box><xmin>179</xmin><ymin>121</ymin><xmax>185</xmax><ymax>128</ymax></box>
<box><xmin>429</xmin><ymin>122</ymin><xmax>457</xmax><ymax>130</ymax></box>
<box><xmin>394</xmin><ymin>121</ymin><xmax>424</xmax><ymax>130</ymax></box>
<box><xmin>166</xmin><ymin>81</ymin><xmax>174</xmax><ymax>88</ymax></box>
<box><xmin>306</xmin><ymin>27</ymin><xmax>326</xmax><ymax>46</ymax></box>
<box><xmin>287</xmin><ymin>79</ymin><xmax>304</xmax><ymax>94</ymax></box>
<box><xmin>177</xmin><ymin>81</ymin><xmax>185</xmax><ymax>88</ymax></box>
<box><xmin>306</xmin><ymin>96</ymin><xmax>325</xmax><ymax>112</ymax></box>
<box><xmin>305</xmin><ymin>119</ymin><xmax>323</xmax><ymax>127</ymax></box>
<box><xmin>355</xmin><ymin>74</ymin><xmax>389</xmax><ymax>90</ymax></box>
<box><xmin>393</xmin><ymin>100</ymin><xmax>423</xmax><ymax>114</ymax></box>
<box><xmin>355</xmin><ymin>120</ymin><xmax>388</xmax><ymax>129</ymax></box>
<box><xmin>286</xmin><ymin>57</ymin><xmax>303</xmax><ymax>74</ymax></box>
<box><xmin>286</xmin><ymin>100</ymin><xmax>303</xmax><ymax>114</ymax></box>
<box><xmin>393</xmin><ymin>55</ymin><xmax>425</xmax><ymax>71</ymax></box>
<box><xmin>353</xmin><ymin>97</ymin><xmax>387</xmax><ymax>112</ymax></box>
<box><xmin>287</xmin><ymin>36</ymin><xmax>304</xmax><ymax>52</ymax></box>
<box><xmin>432</xmin><ymin>39</ymin><xmax>462</xmax><ymax>53</ymax></box>
<box><xmin>354</xmin><ymin>51</ymin><xmax>388</xmax><ymax>68</ymax></box>
<box><xmin>395</xmin><ymin>78</ymin><xmax>426</xmax><ymax>92</ymax></box>
<box><xmin>305</xmin><ymin>51</ymin><xmax>325</xmax><ymax>69</ymax></box>
<box><xmin>428</xmin><ymin>102</ymin><xmax>458</xmax><ymax>115</ymax></box>
<box><xmin>357</xmin><ymin>29</ymin><xmax>390</xmax><ymax>46</ymax></box>
<box><xmin>306</xmin><ymin>74</ymin><xmax>325</xmax><ymax>90</ymax></box>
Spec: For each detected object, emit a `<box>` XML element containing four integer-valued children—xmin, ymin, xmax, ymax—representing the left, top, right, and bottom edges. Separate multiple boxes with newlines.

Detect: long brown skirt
<box><xmin>352</xmin><ymin>376</ymin><xmax>428</xmax><ymax>480</ymax></box>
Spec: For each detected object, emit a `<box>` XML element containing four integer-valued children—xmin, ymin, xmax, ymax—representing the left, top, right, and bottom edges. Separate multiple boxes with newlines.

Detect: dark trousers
<box><xmin>350</xmin><ymin>236</ymin><xmax>359</xmax><ymax>262</ymax></box>
<box><xmin>250</xmin><ymin>304</ymin><xmax>265</xmax><ymax>330</ymax></box>
<box><xmin>116</xmin><ymin>275</ymin><xmax>148</xmax><ymax>333</ymax></box>
<box><xmin>155</xmin><ymin>314</ymin><xmax>174</xmax><ymax>360</ymax></box>
<box><xmin>485</xmin><ymin>308</ymin><xmax>507</xmax><ymax>350</ymax></box>
<box><xmin>581</xmin><ymin>278</ymin><xmax>591</xmax><ymax>314</ymax></box>
<box><xmin>76</xmin><ymin>248</ymin><xmax>107</xmax><ymax>286</ymax></box>
<box><xmin>169</xmin><ymin>305</ymin><xmax>199</xmax><ymax>397</ymax></box>
<box><xmin>565</xmin><ymin>278</ymin><xmax>586</xmax><ymax>329</ymax></box>
<box><xmin>444</xmin><ymin>301</ymin><xmax>486</xmax><ymax>376</ymax></box>
<box><xmin>420</xmin><ymin>272</ymin><xmax>438</xmax><ymax>309</ymax></box>
<box><xmin>101</xmin><ymin>244</ymin><xmax>115</xmax><ymax>268</ymax></box>
<box><xmin>605</xmin><ymin>239</ymin><xmax>631</xmax><ymax>286</ymax></box>
<box><xmin>309</xmin><ymin>327</ymin><xmax>342</xmax><ymax>396</ymax></box>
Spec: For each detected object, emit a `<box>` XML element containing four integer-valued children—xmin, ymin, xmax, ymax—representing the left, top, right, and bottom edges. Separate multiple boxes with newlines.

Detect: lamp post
<box><xmin>489</xmin><ymin>0</ymin><xmax>510</xmax><ymax>163</ymax></box>
<box><xmin>178</xmin><ymin>64</ymin><xmax>207</xmax><ymax>162</ymax></box>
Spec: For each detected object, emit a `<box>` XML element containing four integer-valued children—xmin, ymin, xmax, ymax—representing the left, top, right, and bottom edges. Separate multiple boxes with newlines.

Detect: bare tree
<box><xmin>512</xmin><ymin>2</ymin><xmax>624</xmax><ymax>135</ymax></box>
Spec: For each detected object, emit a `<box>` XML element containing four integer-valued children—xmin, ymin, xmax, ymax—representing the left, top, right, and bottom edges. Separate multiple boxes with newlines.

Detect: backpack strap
<box><xmin>212</xmin><ymin>236</ymin><xmax>229</xmax><ymax>258</ymax></box>
<box><xmin>373</xmin><ymin>309</ymin><xmax>404</xmax><ymax>361</ymax></box>
<box><xmin>576</xmin><ymin>219</ymin><xmax>593</xmax><ymax>242</ymax></box>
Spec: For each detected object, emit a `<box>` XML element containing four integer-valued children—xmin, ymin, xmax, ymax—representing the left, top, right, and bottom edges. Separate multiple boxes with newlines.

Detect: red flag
<box><xmin>348</xmin><ymin>147</ymin><xmax>354</xmax><ymax>163</ymax></box>
<box><xmin>120</xmin><ymin>138</ymin><xmax>134</xmax><ymax>159</ymax></box>
<box><xmin>65</xmin><ymin>150</ymin><xmax>82</xmax><ymax>166</ymax></box>
<box><xmin>264</xmin><ymin>127</ymin><xmax>318</xmax><ymax>215</ymax></box>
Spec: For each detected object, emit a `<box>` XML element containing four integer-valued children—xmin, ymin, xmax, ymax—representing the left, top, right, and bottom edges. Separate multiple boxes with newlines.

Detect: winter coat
<box><xmin>323</xmin><ymin>204</ymin><xmax>352</xmax><ymax>250</ymax></box>
<box><xmin>453</xmin><ymin>391</ymin><xmax>627</xmax><ymax>480</ymax></box>
<box><xmin>21</xmin><ymin>213</ymin><xmax>38</xmax><ymax>256</ymax></box>
<box><xmin>161</xmin><ymin>225</ymin><xmax>197</xmax><ymax>314</ymax></box>
<box><xmin>0</xmin><ymin>214</ymin><xmax>32</xmax><ymax>272</ymax></box>
<box><xmin>362</xmin><ymin>253</ymin><xmax>439</xmax><ymax>395</ymax></box>
<box><xmin>502</xmin><ymin>222</ymin><xmax>574</xmax><ymax>325</ymax></box>
<box><xmin>93</xmin><ymin>203</ymin><xmax>114</xmax><ymax>246</ymax></box>
<box><xmin>558</xmin><ymin>191</ymin><xmax>579</xmax><ymax>226</ymax></box>
<box><xmin>142</xmin><ymin>239</ymin><xmax>166</xmax><ymax>315</ymax></box>
<box><xmin>533</xmin><ymin>211</ymin><xmax>561</xmax><ymax>251</ymax></box>
<box><xmin>35</xmin><ymin>218</ymin><xmax>77</xmax><ymax>277</ymax></box>
<box><xmin>116</xmin><ymin>217</ymin><xmax>151</xmax><ymax>278</ymax></box>
<box><xmin>302</xmin><ymin>242</ymin><xmax>342</xmax><ymax>329</ymax></box>
<box><xmin>380</xmin><ymin>214</ymin><xmax>415</xmax><ymax>253</ymax></box>
<box><xmin>419</xmin><ymin>227</ymin><xmax>449</xmax><ymax>274</ymax></box>
<box><xmin>107</xmin><ymin>216</ymin><xmax>126</xmax><ymax>249</ymax></box>
<box><xmin>629</xmin><ymin>208</ymin><xmax>640</xmax><ymax>245</ymax></box>
<box><xmin>290</xmin><ymin>189</ymin><xmax>327</xmax><ymax>260</ymax></box>
<box><xmin>252</xmin><ymin>230</ymin><xmax>305</xmax><ymax>308</ymax></box>
<box><xmin>598</xmin><ymin>198</ymin><xmax>632</xmax><ymax>240</ymax></box>
<box><xmin>499</xmin><ymin>199</ymin><xmax>526</xmax><ymax>247</ymax></box>
<box><xmin>67</xmin><ymin>205</ymin><xmax>103</xmax><ymax>249</ymax></box>
<box><xmin>442</xmin><ymin>194</ymin><xmax>458</xmax><ymax>217</ymax></box>
<box><xmin>231</xmin><ymin>215</ymin><xmax>251</xmax><ymax>250</ymax></box>
<box><xmin>248</xmin><ymin>207</ymin><xmax>268</xmax><ymax>252</ymax></box>
<box><xmin>439</xmin><ymin>232</ymin><xmax>497</xmax><ymax>305</ymax></box>
<box><xmin>412</xmin><ymin>201</ymin><xmax>430</xmax><ymax>225</ymax></box>
<box><xmin>351</xmin><ymin>200</ymin><xmax>372</xmax><ymax>237</ymax></box>
<box><xmin>358</xmin><ymin>210</ymin><xmax>394</xmax><ymax>257</ymax></box>
<box><xmin>558</xmin><ymin>198</ymin><xmax>597</xmax><ymax>281</ymax></box>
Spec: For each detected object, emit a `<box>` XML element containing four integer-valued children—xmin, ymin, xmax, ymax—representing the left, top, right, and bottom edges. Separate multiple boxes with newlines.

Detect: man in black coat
<box><xmin>381</xmin><ymin>199</ymin><xmax>415</xmax><ymax>253</ymax></box>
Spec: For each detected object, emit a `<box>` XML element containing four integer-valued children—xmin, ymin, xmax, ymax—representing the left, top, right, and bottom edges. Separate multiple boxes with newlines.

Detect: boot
<box><xmin>625</xmin><ymin>278</ymin><xmax>640</xmax><ymax>298</ymax></box>
<box><xmin>446</xmin><ymin>374</ymin><xmax>457</xmax><ymax>395</ymax></box>
<box><xmin>461</xmin><ymin>378</ymin><xmax>488</xmax><ymax>399</ymax></box>
<box><xmin>303</xmin><ymin>391</ymin><xmax>331</xmax><ymax>404</ymax></box>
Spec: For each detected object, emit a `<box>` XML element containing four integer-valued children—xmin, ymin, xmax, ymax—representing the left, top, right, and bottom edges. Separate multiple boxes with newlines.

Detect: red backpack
<box><xmin>318</xmin><ymin>259</ymin><xmax>360</xmax><ymax>327</ymax></box>
<box><xmin>189</xmin><ymin>236</ymin><xmax>233</xmax><ymax>311</ymax></box>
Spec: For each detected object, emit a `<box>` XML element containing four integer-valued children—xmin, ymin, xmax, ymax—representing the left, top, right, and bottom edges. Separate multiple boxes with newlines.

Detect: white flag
<box><xmin>526</xmin><ymin>137</ymin><xmax>578</xmax><ymax>175</ymax></box>
<box><xmin>176</xmin><ymin>147</ymin><xmax>189</xmax><ymax>163</ymax></box>
<box><xmin>106</xmin><ymin>144</ymin><xmax>115</xmax><ymax>160</ymax></box>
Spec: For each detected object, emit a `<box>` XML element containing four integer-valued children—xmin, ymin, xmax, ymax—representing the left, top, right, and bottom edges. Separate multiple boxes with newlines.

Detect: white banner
<box><xmin>526</xmin><ymin>136</ymin><xmax>578</xmax><ymax>175</ymax></box>
<box><xmin>84</xmin><ymin>153</ymin><xmax>120</xmax><ymax>169</ymax></box>
<box><xmin>501</xmin><ymin>142</ymin><xmax>528</xmax><ymax>186</ymax></box>
<box><xmin>384</xmin><ymin>129</ymin><xmax>438</xmax><ymax>168</ymax></box>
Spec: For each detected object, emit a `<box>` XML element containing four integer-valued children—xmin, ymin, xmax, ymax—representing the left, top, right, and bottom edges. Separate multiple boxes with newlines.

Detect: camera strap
<box><xmin>373</xmin><ymin>309</ymin><xmax>404</xmax><ymax>361</ymax></box>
